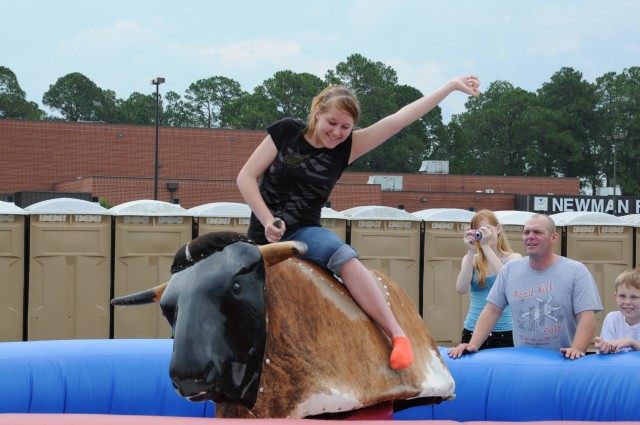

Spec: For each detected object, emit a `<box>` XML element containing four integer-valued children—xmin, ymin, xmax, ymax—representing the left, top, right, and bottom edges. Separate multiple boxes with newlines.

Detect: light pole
<box><xmin>613</xmin><ymin>138</ymin><xmax>617</xmax><ymax>211</ymax></box>
<box><xmin>151</xmin><ymin>77</ymin><xmax>165</xmax><ymax>200</ymax></box>
<box><xmin>609</xmin><ymin>133</ymin><xmax>625</xmax><ymax>215</ymax></box>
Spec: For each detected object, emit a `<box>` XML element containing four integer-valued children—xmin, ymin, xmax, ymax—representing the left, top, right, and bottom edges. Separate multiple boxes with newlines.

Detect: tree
<box><xmin>537</xmin><ymin>67</ymin><xmax>601</xmax><ymax>190</ymax></box>
<box><xmin>42</xmin><ymin>72</ymin><xmax>107</xmax><ymax>121</ymax></box>
<box><xmin>0</xmin><ymin>66</ymin><xmax>43</xmax><ymax>119</ymax></box>
<box><xmin>219</xmin><ymin>86</ymin><xmax>280</xmax><ymax>130</ymax></box>
<box><xmin>164</xmin><ymin>91</ymin><xmax>195</xmax><ymax>128</ymax></box>
<box><xmin>420</xmin><ymin>103</ymin><xmax>449</xmax><ymax>161</ymax></box>
<box><xmin>95</xmin><ymin>89</ymin><xmax>119</xmax><ymax>124</ymax></box>
<box><xmin>372</xmin><ymin>84</ymin><xmax>431</xmax><ymax>173</ymax></box>
<box><xmin>524</xmin><ymin>104</ymin><xmax>567</xmax><ymax>177</ymax></box>
<box><xmin>443</xmin><ymin>117</ymin><xmax>474</xmax><ymax>174</ymax></box>
<box><xmin>220</xmin><ymin>71</ymin><xmax>325</xmax><ymax>130</ymax></box>
<box><xmin>597</xmin><ymin>67</ymin><xmax>640</xmax><ymax>196</ymax></box>
<box><xmin>113</xmin><ymin>91</ymin><xmax>157</xmax><ymax>125</ymax></box>
<box><xmin>260</xmin><ymin>70</ymin><xmax>326</xmax><ymax>120</ymax></box>
<box><xmin>618</xmin><ymin>67</ymin><xmax>640</xmax><ymax>196</ymax></box>
<box><xmin>454</xmin><ymin>81</ymin><xmax>541</xmax><ymax>176</ymax></box>
<box><xmin>184</xmin><ymin>76</ymin><xmax>245</xmax><ymax>128</ymax></box>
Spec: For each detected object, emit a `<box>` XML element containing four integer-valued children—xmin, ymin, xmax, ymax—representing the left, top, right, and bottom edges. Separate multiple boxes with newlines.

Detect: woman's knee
<box><xmin>327</xmin><ymin>245</ymin><xmax>360</xmax><ymax>276</ymax></box>
<box><xmin>287</xmin><ymin>227</ymin><xmax>351</xmax><ymax>267</ymax></box>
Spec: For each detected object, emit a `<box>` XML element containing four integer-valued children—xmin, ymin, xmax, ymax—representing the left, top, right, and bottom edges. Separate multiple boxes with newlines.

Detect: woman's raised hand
<box><xmin>453</xmin><ymin>75</ymin><xmax>481</xmax><ymax>97</ymax></box>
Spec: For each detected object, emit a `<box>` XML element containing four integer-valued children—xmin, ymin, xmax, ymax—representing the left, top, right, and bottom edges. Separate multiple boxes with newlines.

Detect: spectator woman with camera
<box><xmin>455</xmin><ymin>209</ymin><xmax>521</xmax><ymax>349</ymax></box>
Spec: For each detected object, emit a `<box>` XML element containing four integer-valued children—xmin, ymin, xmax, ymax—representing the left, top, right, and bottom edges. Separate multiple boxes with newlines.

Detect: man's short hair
<box><xmin>529</xmin><ymin>214</ymin><xmax>556</xmax><ymax>234</ymax></box>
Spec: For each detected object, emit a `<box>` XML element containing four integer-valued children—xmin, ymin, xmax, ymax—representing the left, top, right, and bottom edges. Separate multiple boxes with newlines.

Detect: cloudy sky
<box><xmin>2</xmin><ymin>0</ymin><xmax>638</xmax><ymax>121</ymax></box>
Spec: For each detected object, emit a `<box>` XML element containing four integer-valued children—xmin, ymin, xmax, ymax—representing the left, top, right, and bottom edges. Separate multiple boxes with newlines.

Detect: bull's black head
<box><xmin>160</xmin><ymin>238</ymin><xmax>266</xmax><ymax>408</ymax></box>
<box><xmin>111</xmin><ymin>232</ymin><xmax>307</xmax><ymax>411</ymax></box>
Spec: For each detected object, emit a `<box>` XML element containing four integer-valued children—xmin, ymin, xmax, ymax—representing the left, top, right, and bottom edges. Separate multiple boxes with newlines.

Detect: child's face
<box><xmin>615</xmin><ymin>283</ymin><xmax>640</xmax><ymax>326</ymax></box>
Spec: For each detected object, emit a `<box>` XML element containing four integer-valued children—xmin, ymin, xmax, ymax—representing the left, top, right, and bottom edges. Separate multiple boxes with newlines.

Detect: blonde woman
<box><xmin>238</xmin><ymin>76</ymin><xmax>481</xmax><ymax>369</ymax></box>
<box><xmin>455</xmin><ymin>210</ymin><xmax>521</xmax><ymax>349</ymax></box>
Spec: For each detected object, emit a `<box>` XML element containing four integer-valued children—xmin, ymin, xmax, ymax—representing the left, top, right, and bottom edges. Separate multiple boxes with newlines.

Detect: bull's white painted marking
<box><xmin>292</xmin><ymin>261</ymin><xmax>366</xmax><ymax>320</ymax></box>
<box><xmin>417</xmin><ymin>349</ymin><xmax>455</xmax><ymax>397</ymax></box>
<box><xmin>294</xmin><ymin>388</ymin><xmax>362</xmax><ymax>418</ymax></box>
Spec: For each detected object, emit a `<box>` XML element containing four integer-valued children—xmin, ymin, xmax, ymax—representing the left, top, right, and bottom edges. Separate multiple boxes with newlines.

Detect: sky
<box><xmin>2</xmin><ymin>0</ymin><xmax>639</xmax><ymax>122</ymax></box>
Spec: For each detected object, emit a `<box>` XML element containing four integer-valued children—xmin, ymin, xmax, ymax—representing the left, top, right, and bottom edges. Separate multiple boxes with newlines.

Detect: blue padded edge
<box><xmin>4</xmin><ymin>340</ymin><xmax>638</xmax><ymax>421</ymax></box>
<box><xmin>0</xmin><ymin>339</ymin><xmax>214</xmax><ymax>417</ymax></box>
<box><xmin>395</xmin><ymin>346</ymin><xmax>640</xmax><ymax>421</ymax></box>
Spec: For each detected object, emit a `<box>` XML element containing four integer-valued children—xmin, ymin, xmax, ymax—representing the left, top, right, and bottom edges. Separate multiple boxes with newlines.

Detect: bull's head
<box><xmin>111</xmin><ymin>232</ymin><xmax>306</xmax><ymax>410</ymax></box>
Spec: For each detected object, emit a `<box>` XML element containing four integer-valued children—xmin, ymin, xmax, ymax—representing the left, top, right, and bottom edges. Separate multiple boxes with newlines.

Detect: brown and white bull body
<box><xmin>239</xmin><ymin>256</ymin><xmax>453</xmax><ymax>418</ymax></box>
<box><xmin>112</xmin><ymin>232</ymin><xmax>454</xmax><ymax>419</ymax></box>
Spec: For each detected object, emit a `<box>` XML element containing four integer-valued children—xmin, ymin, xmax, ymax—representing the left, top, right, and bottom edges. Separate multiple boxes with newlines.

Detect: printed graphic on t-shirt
<box><xmin>521</xmin><ymin>294</ymin><xmax>564</xmax><ymax>331</ymax></box>
<box><xmin>512</xmin><ymin>281</ymin><xmax>566</xmax><ymax>347</ymax></box>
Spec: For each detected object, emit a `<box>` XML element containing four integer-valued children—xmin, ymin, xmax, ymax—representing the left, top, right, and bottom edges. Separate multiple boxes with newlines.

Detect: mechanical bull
<box><xmin>112</xmin><ymin>231</ymin><xmax>454</xmax><ymax>419</ymax></box>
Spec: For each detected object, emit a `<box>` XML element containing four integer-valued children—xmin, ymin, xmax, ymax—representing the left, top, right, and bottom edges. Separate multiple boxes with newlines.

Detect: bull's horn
<box><xmin>111</xmin><ymin>282</ymin><xmax>168</xmax><ymax>305</ymax></box>
<box><xmin>258</xmin><ymin>240</ymin><xmax>307</xmax><ymax>267</ymax></box>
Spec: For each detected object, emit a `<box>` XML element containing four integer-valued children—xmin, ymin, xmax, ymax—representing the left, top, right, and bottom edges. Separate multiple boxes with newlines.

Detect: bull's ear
<box><xmin>258</xmin><ymin>240</ymin><xmax>307</xmax><ymax>267</ymax></box>
<box><xmin>111</xmin><ymin>281</ymin><xmax>168</xmax><ymax>305</ymax></box>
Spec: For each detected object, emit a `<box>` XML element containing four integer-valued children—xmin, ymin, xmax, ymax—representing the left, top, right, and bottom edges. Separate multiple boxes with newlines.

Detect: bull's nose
<box><xmin>172</xmin><ymin>378</ymin><xmax>222</xmax><ymax>403</ymax></box>
<box><xmin>172</xmin><ymin>374</ymin><xmax>218</xmax><ymax>400</ymax></box>
<box><xmin>171</xmin><ymin>362</ymin><xmax>216</xmax><ymax>397</ymax></box>
<box><xmin>172</xmin><ymin>376</ymin><xmax>206</xmax><ymax>395</ymax></box>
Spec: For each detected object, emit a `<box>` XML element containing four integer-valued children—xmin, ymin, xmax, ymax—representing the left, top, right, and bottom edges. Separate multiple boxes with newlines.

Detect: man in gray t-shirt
<box><xmin>449</xmin><ymin>214</ymin><xmax>603</xmax><ymax>360</ymax></box>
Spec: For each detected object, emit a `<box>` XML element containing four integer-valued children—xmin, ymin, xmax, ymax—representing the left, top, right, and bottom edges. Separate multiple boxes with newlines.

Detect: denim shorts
<box><xmin>282</xmin><ymin>226</ymin><xmax>359</xmax><ymax>277</ymax></box>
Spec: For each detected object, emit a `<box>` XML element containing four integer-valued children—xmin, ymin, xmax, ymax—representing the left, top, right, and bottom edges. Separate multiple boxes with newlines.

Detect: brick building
<box><xmin>1</xmin><ymin>119</ymin><xmax>580</xmax><ymax>211</ymax></box>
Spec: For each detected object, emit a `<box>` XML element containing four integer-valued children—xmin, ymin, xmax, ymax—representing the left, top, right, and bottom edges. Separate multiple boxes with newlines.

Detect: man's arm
<box><xmin>448</xmin><ymin>302</ymin><xmax>503</xmax><ymax>358</ymax></box>
<box><xmin>560</xmin><ymin>310</ymin><xmax>596</xmax><ymax>359</ymax></box>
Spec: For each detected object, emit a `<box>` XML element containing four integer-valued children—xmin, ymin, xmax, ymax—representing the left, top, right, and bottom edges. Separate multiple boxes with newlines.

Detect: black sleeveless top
<box><xmin>248</xmin><ymin>118</ymin><xmax>352</xmax><ymax>244</ymax></box>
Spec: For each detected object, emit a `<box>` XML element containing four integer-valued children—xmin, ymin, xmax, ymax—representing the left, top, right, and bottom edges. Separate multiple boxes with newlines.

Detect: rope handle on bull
<box><xmin>273</xmin><ymin>217</ymin><xmax>283</xmax><ymax>237</ymax></box>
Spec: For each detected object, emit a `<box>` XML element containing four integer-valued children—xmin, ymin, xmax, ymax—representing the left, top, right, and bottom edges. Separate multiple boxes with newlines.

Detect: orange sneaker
<box><xmin>390</xmin><ymin>336</ymin><xmax>414</xmax><ymax>369</ymax></box>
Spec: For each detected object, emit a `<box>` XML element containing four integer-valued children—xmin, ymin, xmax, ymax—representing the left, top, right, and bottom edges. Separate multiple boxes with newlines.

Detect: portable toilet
<box><xmin>24</xmin><ymin>198</ymin><xmax>112</xmax><ymax>340</ymax></box>
<box><xmin>550</xmin><ymin>211</ymin><xmax>634</xmax><ymax>336</ymax></box>
<box><xmin>414</xmin><ymin>208</ymin><xmax>474</xmax><ymax>346</ymax></box>
<box><xmin>342</xmin><ymin>206</ymin><xmax>422</xmax><ymax>311</ymax></box>
<box><xmin>620</xmin><ymin>214</ymin><xmax>640</xmax><ymax>268</ymax></box>
<box><xmin>321</xmin><ymin>206</ymin><xmax>348</xmax><ymax>242</ymax></box>
<box><xmin>0</xmin><ymin>201</ymin><xmax>26</xmax><ymax>341</ymax></box>
<box><xmin>111</xmin><ymin>200</ymin><xmax>192</xmax><ymax>338</ymax></box>
<box><xmin>189</xmin><ymin>202</ymin><xmax>251</xmax><ymax>236</ymax></box>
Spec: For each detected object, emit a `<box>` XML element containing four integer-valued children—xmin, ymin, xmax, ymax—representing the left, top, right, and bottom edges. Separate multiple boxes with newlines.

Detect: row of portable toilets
<box><xmin>1</xmin><ymin>198</ymin><xmax>639</xmax><ymax>346</ymax></box>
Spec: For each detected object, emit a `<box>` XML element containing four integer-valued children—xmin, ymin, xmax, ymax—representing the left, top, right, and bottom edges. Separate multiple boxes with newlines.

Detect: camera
<box><xmin>474</xmin><ymin>231</ymin><xmax>482</xmax><ymax>240</ymax></box>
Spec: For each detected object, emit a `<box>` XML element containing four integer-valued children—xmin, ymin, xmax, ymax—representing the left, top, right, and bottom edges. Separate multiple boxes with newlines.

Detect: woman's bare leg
<box><xmin>340</xmin><ymin>258</ymin><xmax>413</xmax><ymax>369</ymax></box>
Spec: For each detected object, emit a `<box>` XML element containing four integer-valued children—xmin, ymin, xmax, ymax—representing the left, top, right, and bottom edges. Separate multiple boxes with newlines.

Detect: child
<box><xmin>595</xmin><ymin>267</ymin><xmax>640</xmax><ymax>354</ymax></box>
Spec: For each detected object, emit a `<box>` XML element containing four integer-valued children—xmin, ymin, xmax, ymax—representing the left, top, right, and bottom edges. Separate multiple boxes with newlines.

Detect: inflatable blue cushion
<box><xmin>0</xmin><ymin>339</ymin><xmax>214</xmax><ymax>417</ymax></box>
<box><xmin>395</xmin><ymin>347</ymin><xmax>640</xmax><ymax>421</ymax></box>
<box><xmin>3</xmin><ymin>340</ymin><xmax>639</xmax><ymax>421</ymax></box>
